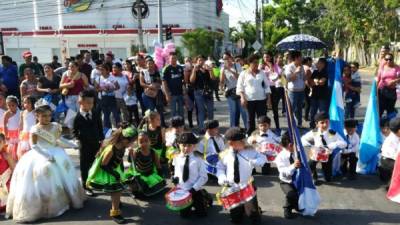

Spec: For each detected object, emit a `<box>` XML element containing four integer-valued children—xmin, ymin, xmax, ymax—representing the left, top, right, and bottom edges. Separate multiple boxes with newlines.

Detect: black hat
<box><xmin>257</xmin><ymin>116</ymin><xmax>271</xmax><ymax>124</ymax></box>
<box><xmin>389</xmin><ymin>117</ymin><xmax>400</xmax><ymax>133</ymax></box>
<box><xmin>170</xmin><ymin>116</ymin><xmax>184</xmax><ymax>128</ymax></box>
<box><xmin>176</xmin><ymin>132</ymin><xmax>198</xmax><ymax>144</ymax></box>
<box><xmin>224</xmin><ymin>127</ymin><xmax>246</xmax><ymax>141</ymax></box>
<box><xmin>344</xmin><ymin>119</ymin><xmax>358</xmax><ymax>128</ymax></box>
<box><xmin>314</xmin><ymin>112</ymin><xmax>329</xmax><ymax>123</ymax></box>
<box><xmin>204</xmin><ymin>120</ymin><xmax>219</xmax><ymax>130</ymax></box>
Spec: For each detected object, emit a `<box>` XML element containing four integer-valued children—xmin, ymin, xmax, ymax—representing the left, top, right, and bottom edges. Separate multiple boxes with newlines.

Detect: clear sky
<box><xmin>223</xmin><ymin>0</ymin><xmax>256</xmax><ymax>27</ymax></box>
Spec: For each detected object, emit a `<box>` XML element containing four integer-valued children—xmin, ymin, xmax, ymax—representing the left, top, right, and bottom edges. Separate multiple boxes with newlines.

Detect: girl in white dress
<box><xmin>6</xmin><ymin>105</ymin><xmax>85</xmax><ymax>223</ymax></box>
<box><xmin>3</xmin><ymin>96</ymin><xmax>20</xmax><ymax>161</ymax></box>
<box><xmin>17</xmin><ymin>96</ymin><xmax>37</xmax><ymax>159</ymax></box>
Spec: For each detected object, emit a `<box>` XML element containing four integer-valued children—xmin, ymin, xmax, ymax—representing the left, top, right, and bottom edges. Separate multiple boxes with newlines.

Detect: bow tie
<box><xmin>261</xmin><ymin>133</ymin><xmax>268</xmax><ymax>138</ymax></box>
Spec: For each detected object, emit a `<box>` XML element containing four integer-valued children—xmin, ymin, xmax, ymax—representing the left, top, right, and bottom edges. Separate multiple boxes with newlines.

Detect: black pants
<box><xmin>127</xmin><ymin>104</ymin><xmax>140</xmax><ymax>126</ymax></box>
<box><xmin>270</xmin><ymin>86</ymin><xmax>284</xmax><ymax>130</ymax></box>
<box><xmin>79</xmin><ymin>140</ymin><xmax>101</xmax><ymax>189</ymax></box>
<box><xmin>309</xmin><ymin>154</ymin><xmax>334</xmax><ymax>182</ymax></box>
<box><xmin>280</xmin><ymin>182</ymin><xmax>299</xmax><ymax>210</ymax></box>
<box><xmin>247</xmin><ymin>99</ymin><xmax>267</xmax><ymax>135</ymax></box>
<box><xmin>229</xmin><ymin>195</ymin><xmax>260</xmax><ymax>223</ymax></box>
<box><xmin>340</xmin><ymin>153</ymin><xmax>358</xmax><ymax>176</ymax></box>
<box><xmin>379</xmin><ymin>157</ymin><xmax>395</xmax><ymax>184</ymax></box>
<box><xmin>378</xmin><ymin>89</ymin><xmax>397</xmax><ymax>118</ymax></box>
<box><xmin>180</xmin><ymin>189</ymin><xmax>209</xmax><ymax>217</ymax></box>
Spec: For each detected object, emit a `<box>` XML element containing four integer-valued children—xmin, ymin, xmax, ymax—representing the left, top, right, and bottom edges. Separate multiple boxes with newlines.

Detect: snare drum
<box><xmin>310</xmin><ymin>147</ymin><xmax>329</xmax><ymax>162</ymax></box>
<box><xmin>257</xmin><ymin>143</ymin><xmax>282</xmax><ymax>162</ymax></box>
<box><xmin>165</xmin><ymin>188</ymin><xmax>193</xmax><ymax>211</ymax></box>
<box><xmin>218</xmin><ymin>183</ymin><xmax>256</xmax><ymax>210</ymax></box>
<box><xmin>205</xmin><ymin>154</ymin><xmax>219</xmax><ymax>176</ymax></box>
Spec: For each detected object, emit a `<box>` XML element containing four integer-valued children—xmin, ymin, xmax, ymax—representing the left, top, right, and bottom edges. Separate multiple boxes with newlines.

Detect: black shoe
<box><xmin>314</xmin><ymin>180</ymin><xmax>322</xmax><ymax>186</ymax></box>
<box><xmin>111</xmin><ymin>215</ymin><xmax>126</xmax><ymax>224</ymax></box>
<box><xmin>348</xmin><ymin>174</ymin><xmax>356</xmax><ymax>180</ymax></box>
<box><xmin>284</xmin><ymin>208</ymin><xmax>295</xmax><ymax>219</ymax></box>
<box><xmin>85</xmin><ymin>189</ymin><xmax>96</xmax><ymax>197</ymax></box>
<box><xmin>251</xmin><ymin>214</ymin><xmax>261</xmax><ymax>224</ymax></box>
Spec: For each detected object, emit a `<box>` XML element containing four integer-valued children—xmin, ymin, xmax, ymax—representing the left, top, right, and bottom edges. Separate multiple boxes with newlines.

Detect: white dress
<box><xmin>6</xmin><ymin>122</ymin><xmax>85</xmax><ymax>222</ymax></box>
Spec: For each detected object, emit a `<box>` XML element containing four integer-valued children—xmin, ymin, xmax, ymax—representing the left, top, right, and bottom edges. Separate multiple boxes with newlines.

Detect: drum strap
<box><xmin>203</xmin><ymin>137</ymin><xmax>209</xmax><ymax>159</ymax></box>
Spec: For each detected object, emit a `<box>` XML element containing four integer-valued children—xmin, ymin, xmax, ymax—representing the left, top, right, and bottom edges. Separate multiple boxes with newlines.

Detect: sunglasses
<box><xmin>385</xmin><ymin>58</ymin><xmax>393</xmax><ymax>61</ymax></box>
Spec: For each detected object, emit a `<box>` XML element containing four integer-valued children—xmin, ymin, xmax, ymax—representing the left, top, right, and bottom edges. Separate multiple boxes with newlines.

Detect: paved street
<box><xmin>1</xmin><ymin>69</ymin><xmax>400</xmax><ymax>225</ymax></box>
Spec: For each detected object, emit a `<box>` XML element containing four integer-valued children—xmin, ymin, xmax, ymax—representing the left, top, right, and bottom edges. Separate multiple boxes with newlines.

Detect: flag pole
<box><xmin>283</xmin><ymin>87</ymin><xmax>299</xmax><ymax>160</ymax></box>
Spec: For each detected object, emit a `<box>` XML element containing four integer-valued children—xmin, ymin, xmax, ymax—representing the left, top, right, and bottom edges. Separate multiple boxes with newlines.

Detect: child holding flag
<box><xmin>276</xmin><ymin>131</ymin><xmax>301</xmax><ymax>219</ymax></box>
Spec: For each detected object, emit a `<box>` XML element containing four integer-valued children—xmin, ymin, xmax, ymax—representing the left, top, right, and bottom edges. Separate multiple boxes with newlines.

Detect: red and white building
<box><xmin>0</xmin><ymin>0</ymin><xmax>229</xmax><ymax>64</ymax></box>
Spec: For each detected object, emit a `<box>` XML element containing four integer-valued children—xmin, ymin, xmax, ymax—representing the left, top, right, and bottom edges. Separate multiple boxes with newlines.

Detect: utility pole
<box><xmin>255</xmin><ymin>0</ymin><xmax>260</xmax><ymax>43</ymax></box>
<box><xmin>136</xmin><ymin>0</ymin><xmax>145</xmax><ymax>52</ymax></box>
<box><xmin>158</xmin><ymin>0</ymin><xmax>163</xmax><ymax>46</ymax></box>
<box><xmin>260</xmin><ymin>0</ymin><xmax>264</xmax><ymax>49</ymax></box>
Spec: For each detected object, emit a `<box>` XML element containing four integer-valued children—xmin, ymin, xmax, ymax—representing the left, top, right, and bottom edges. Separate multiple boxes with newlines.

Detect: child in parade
<box><xmin>138</xmin><ymin>110</ymin><xmax>166</xmax><ymax>166</ymax></box>
<box><xmin>86</xmin><ymin>125</ymin><xmax>138</xmax><ymax>224</ymax></box>
<box><xmin>380</xmin><ymin>119</ymin><xmax>391</xmax><ymax>142</ymax></box>
<box><xmin>0</xmin><ymin>133</ymin><xmax>15</xmax><ymax>213</ymax></box>
<box><xmin>6</xmin><ymin>105</ymin><xmax>84</xmax><ymax>223</ymax></box>
<box><xmin>247</xmin><ymin>116</ymin><xmax>281</xmax><ymax>174</ymax></box>
<box><xmin>0</xmin><ymin>94</ymin><xmax>7</xmax><ymax>134</ymax></box>
<box><xmin>171</xmin><ymin>132</ymin><xmax>211</xmax><ymax>218</ymax></box>
<box><xmin>126</xmin><ymin>131</ymin><xmax>166</xmax><ymax>197</ymax></box>
<box><xmin>301</xmin><ymin>112</ymin><xmax>347</xmax><ymax>184</ymax></box>
<box><xmin>165</xmin><ymin>116</ymin><xmax>185</xmax><ymax>170</ymax></box>
<box><xmin>197</xmin><ymin>120</ymin><xmax>225</xmax><ymax>176</ymax></box>
<box><xmin>378</xmin><ymin>117</ymin><xmax>400</xmax><ymax>189</ymax></box>
<box><xmin>341</xmin><ymin>119</ymin><xmax>360</xmax><ymax>180</ymax></box>
<box><xmin>217</xmin><ymin>127</ymin><xmax>266</xmax><ymax>224</ymax></box>
<box><xmin>3</xmin><ymin>96</ymin><xmax>20</xmax><ymax>161</ymax></box>
<box><xmin>73</xmin><ymin>90</ymin><xmax>105</xmax><ymax>197</ymax></box>
<box><xmin>17</xmin><ymin>95</ymin><xmax>36</xmax><ymax>159</ymax></box>
<box><xmin>275</xmin><ymin>131</ymin><xmax>301</xmax><ymax>219</ymax></box>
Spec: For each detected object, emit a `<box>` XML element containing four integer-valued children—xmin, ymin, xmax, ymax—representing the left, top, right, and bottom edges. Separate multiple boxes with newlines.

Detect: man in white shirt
<box><xmin>236</xmin><ymin>54</ymin><xmax>271</xmax><ymax>135</ymax></box>
<box><xmin>379</xmin><ymin>117</ymin><xmax>400</xmax><ymax>187</ymax></box>
<box><xmin>275</xmin><ymin>132</ymin><xmax>301</xmax><ymax>219</ymax></box>
<box><xmin>341</xmin><ymin>119</ymin><xmax>360</xmax><ymax>180</ymax></box>
<box><xmin>172</xmin><ymin>132</ymin><xmax>211</xmax><ymax>218</ymax></box>
<box><xmin>284</xmin><ymin>51</ymin><xmax>307</xmax><ymax>127</ymax></box>
<box><xmin>217</xmin><ymin>127</ymin><xmax>266</xmax><ymax>224</ymax></box>
<box><xmin>301</xmin><ymin>112</ymin><xmax>347</xmax><ymax>183</ymax></box>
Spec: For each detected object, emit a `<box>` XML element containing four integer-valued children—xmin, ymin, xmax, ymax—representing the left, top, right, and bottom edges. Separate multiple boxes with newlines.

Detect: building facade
<box><xmin>0</xmin><ymin>0</ymin><xmax>229</xmax><ymax>64</ymax></box>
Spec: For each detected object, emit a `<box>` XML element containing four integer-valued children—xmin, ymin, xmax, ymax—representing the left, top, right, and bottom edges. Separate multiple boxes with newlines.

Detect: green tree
<box><xmin>181</xmin><ymin>28</ymin><xmax>224</xmax><ymax>57</ymax></box>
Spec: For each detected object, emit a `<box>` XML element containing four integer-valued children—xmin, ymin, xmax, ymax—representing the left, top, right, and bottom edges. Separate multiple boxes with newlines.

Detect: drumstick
<box><xmin>128</xmin><ymin>192</ymin><xmax>146</xmax><ymax>213</ymax></box>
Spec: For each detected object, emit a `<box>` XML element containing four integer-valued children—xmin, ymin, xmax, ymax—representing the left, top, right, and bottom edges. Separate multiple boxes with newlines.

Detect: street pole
<box><xmin>260</xmin><ymin>0</ymin><xmax>264</xmax><ymax>51</ymax></box>
<box><xmin>158</xmin><ymin>0</ymin><xmax>163</xmax><ymax>47</ymax></box>
<box><xmin>136</xmin><ymin>0</ymin><xmax>144</xmax><ymax>52</ymax></box>
<box><xmin>255</xmin><ymin>0</ymin><xmax>260</xmax><ymax>43</ymax></box>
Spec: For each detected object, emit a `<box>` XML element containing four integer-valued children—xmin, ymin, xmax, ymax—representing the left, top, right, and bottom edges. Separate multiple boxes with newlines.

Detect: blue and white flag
<box><xmin>284</xmin><ymin>90</ymin><xmax>320</xmax><ymax>216</ymax></box>
<box><xmin>329</xmin><ymin>59</ymin><xmax>346</xmax><ymax>176</ymax></box>
<box><xmin>357</xmin><ymin>80</ymin><xmax>382</xmax><ymax>174</ymax></box>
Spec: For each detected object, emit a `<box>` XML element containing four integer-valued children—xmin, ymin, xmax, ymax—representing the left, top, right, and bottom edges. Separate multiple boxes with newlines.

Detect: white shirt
<box><xmin>381</xmin><ymin>132</ymin><xmax>400</xmax><ymax>160</ymax></box>
<box><xmin>90</xmin><ymin>68</ymin><xmax>101</xmax><ymax>85</ymax></box>
<box><xmin>217</xmin><ymin>147</ymin><xmax>266</xmax><ymax>186</ymax></box>
<box><xmin>79</xmin><ymin>109</ymin><xmax>92</xmax><ymax>120</ymax></box>
<box><xmin>124</xmin><ymin>93</ymin><xmax>137</xmax><ymax>106</ymax></box>
<box><xmin>113</xmin><ymin>74</ymin><xmax>129</xmax><ymax>99</ymax></box>
<box><xmin>247</xmin><ymin>129</ymin><xmax>281</xmax><ymax>145</ymax></box>
<box><xmin>173</xmin><ymin>152</ymin><xmax>208</xmax><ymax>191</ymax></box>
<box><xmin>197</xmin><ymin>133</ymin><xmax>225</xmax><ymax>158</ymax></box>
<box><xmin>236</xmin><ymin>69</ymin><xmax>271</xmax><ymax>101</ymax></box>
<box><xmin>342</xmin><ymin>130</ymin><xmax>360</xmax><ymax>154</ymax></box>
<box><xmin>98</xmin><ymin>75</ymin><xmax>118</xmax><ymax>97</ymax></box>
<box><xmin>275</xmin><ymin>148</ymin><xmax>296</xmax><ymax>183</ymax></box>
<box><xmin>301</xmin><ymin>129</ymin><xmax>347</xmax><ymax>154</ymax></box>
<box><xmin>284</xmin><ymin>63</ymin><xmax>306</xmax><ymax>92</ymax></box>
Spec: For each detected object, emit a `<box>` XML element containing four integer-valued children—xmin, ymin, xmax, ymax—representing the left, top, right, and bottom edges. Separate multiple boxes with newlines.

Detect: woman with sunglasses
<box><xmin>377</xmin><ymin>53</ymin><xmax>400</xmax><ymax>118</ymax></box>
